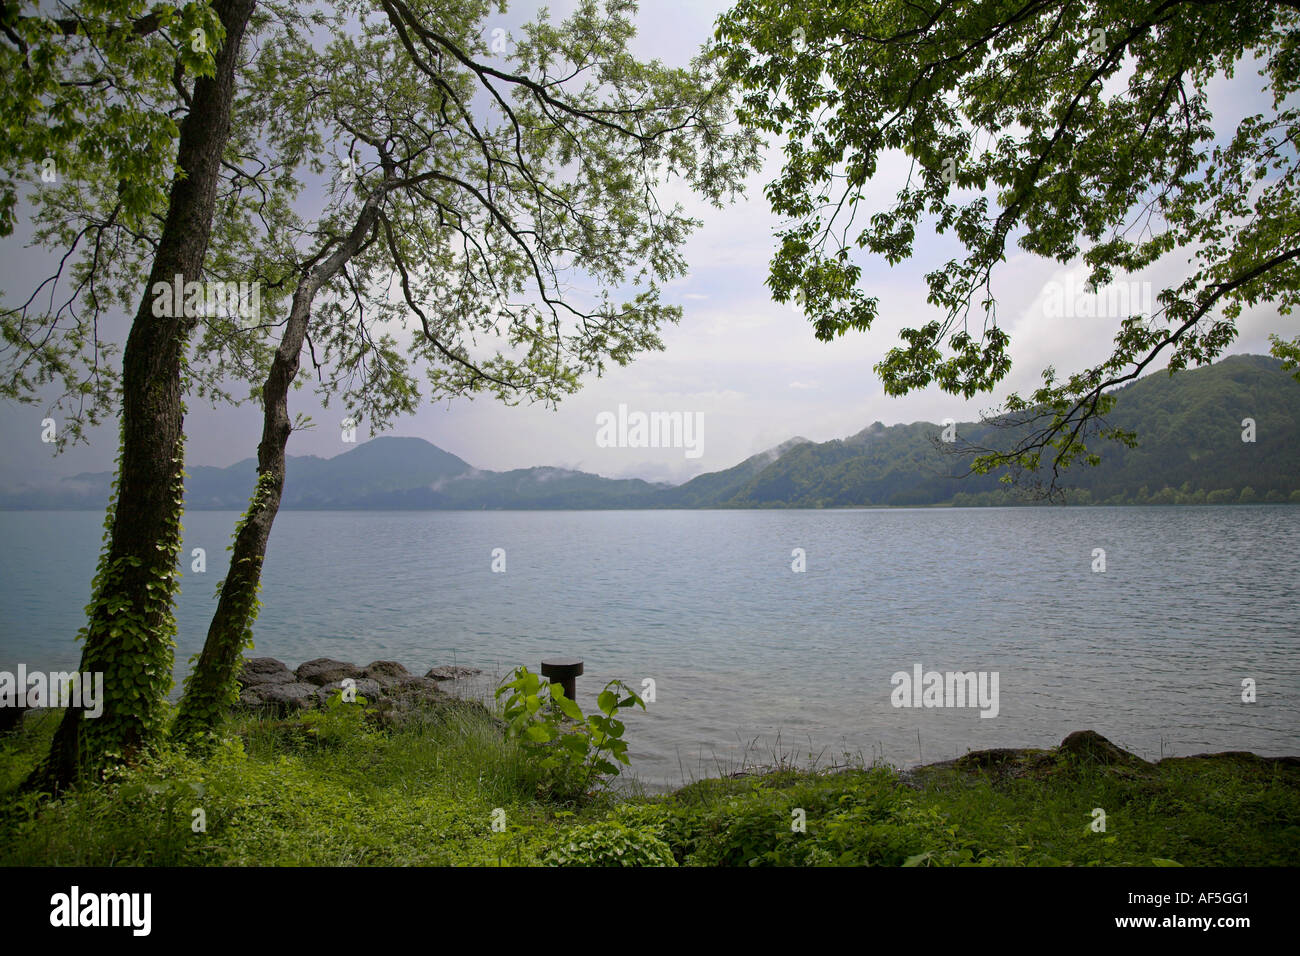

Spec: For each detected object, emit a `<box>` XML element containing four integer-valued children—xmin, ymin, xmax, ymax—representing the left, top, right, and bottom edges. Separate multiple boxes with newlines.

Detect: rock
<box><xmin>954</xmin><ymin>747</ymin><xmax>1031</xmax><ymax>771</ymax></box>
<box><xmin>237</xmin><ymin>657</ymin><xmax>295</xmax><ymax>689</ymax></box>
<box><xmin>227</xmin><ymin>656</ymin><xmax>487</xmax><ymax>723</ymax></box>
<box><xmin>388</xmin><ymin>675</ymin><xmax>443</xmax><ymax>700</ymax></box>
<box><xmin>316</xmin><ymin>678</ymin><xmax>383</xmax><ymax>706</ymax></box>
<box><xmin>361</xmin><ymin>660</ymin><xmax>411</xmax><ymax>688</ymax></box>
<box><xmin>1159</xmin><ymin>751</ymin><xmax>1300</xmax><ymax>770</ymax></box>
<box><xmin>373</xmin><ymin>693</ymin><xmax>499</xmax><ymax>731</ymax></box>
<box><xmin>369</xmin><ymin>676</ymin><xmax>450</xmax><ymax>729</ymax></box>
<box><xmin>240</xmin><ymin>681</ymin><xmax>320</xmax><ymax>713</ymax></box>
<box><xmin>295</xmin><ymin>658</ymin><xmax>362</xmax><ymax>686</ymax></box>
<box><xmin>425</xmin><ymin>665</ymin><xmax>482</xmax><ymax>682</ymax></box>
<box><xmin>237</xmin><ymin>687</ymin><xmax>266</xmax><ymax>708</ymax></box>
<box><xmin>372</xmin><ymin>676</ymin><xmax>444</xmax><ymax>711</ymax></box>
<box><xmin>1057</xmin><ymin>730</ymin><xmax>1150</xmax><ymax>768</ymax></box>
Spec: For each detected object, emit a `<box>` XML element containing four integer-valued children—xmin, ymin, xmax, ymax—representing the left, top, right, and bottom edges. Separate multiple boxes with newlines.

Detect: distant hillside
<box><xmin>651</xmin><ymin>436</ymin><xmax>812</xmax><ymax>507</ymax></box>
<box><xmin>4</xmin><ymin>437</ymin><xmax>475</xmax><ymax>510</ymax></box>
<box><xmin>361</xmin><ymin>466</ymin><xmax>667</xmax><ymax>510</ymax></box>
<box><xmin>3</xmin><ymin>354</ymin><xmax>1297</xmax><ymax>510</ymax></box>
<box><xmin>682</xmin><ymin>354</ymin><xmax>1299</xmax><ymax>508</ymax></box>
<box><xmin>1049</xmin><ymin>353</ymin><xmax>1299</xmax><ymax>504</ymax></box>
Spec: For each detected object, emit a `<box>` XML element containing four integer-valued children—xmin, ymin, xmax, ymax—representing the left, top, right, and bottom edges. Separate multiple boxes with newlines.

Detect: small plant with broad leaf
<box><xmin>495</xmin><ymin>666</ymin><xmax>644</xmax><ymax>803</ymax></box>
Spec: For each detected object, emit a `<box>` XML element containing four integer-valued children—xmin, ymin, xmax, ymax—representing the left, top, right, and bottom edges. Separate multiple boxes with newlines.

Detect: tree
<box><xmin>714</xmin><ymin>0</ymin><xmax>1300</xmax><ymax>493</ymax></box>
<box><xmin>13</xmin><ymin>0</ymin><xmax>259</xmax><ymax>791</ymax></box>
<box><xmin>10</xmin><ymin>0</ymin><xmax>758</xmax><ymax>743</ymax></box>
<box><xmin>1</xmin><ymin>0</ymin><xmax>225</xmax><ymax>441</ymax></box>
<box><xmin>0</xmin><ymin>2</ymin><xmax>223</xmax><ymax>241</ymax></box>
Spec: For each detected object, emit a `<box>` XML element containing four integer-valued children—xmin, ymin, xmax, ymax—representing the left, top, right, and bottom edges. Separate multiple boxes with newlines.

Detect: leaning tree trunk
<box><xmin>172</xmin><ymin>189</ymin><xmax>388</xmax><ymax>741</ymax></box>
<box><xmin>31</xmin><ymin>0</ymin><xmax>257</xmax><ymax>792</ymax></box>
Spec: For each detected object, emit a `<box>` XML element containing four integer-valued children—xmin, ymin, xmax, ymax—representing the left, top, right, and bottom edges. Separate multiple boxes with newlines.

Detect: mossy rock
<box><xmin>1056</xmin><ymin>730</ymin><xmax>1151</xmax><ymax>769</ymax></box>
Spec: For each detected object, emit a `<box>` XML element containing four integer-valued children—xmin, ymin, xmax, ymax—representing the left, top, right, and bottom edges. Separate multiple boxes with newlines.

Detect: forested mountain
<box><xmin>4</xmin><ymin>355</ymin><xmax>1297</xmax><ymax>510</ymax></box>
<box><xmin>702</xmin><ymin>355</ymin><xmax>1299</xmax><ymax>508</ymax></box>
<box><xmin>1042</xmin><ymin>353</ymin><xmax>1299</xmax><ymax>505</ymax></box>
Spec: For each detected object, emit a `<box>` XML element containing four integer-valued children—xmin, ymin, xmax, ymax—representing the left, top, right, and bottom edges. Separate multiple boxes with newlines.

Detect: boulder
<box><xmin>361</xmin><ymin>660</ymin><xmax>411</xmax><ymax>688</ymax></box>
<box><xmin>954</xmin><ymin>747</ymin><xmax>1031</xmax><ymax>771</ymax></box>
<box><xmin>1159</xmin><ymin>751</ymin><xmax>1300</xmax><ymax>770</ymax></box>
<box><xmin>1058</xmin><ymin>730</ymin><xmax>1150</xmax><ymax>768</ymax></box>
<box><xmin>295</xmin><ymin>658</ymin><xmax>362</xmax><ymax>686</ymax></box>
<box><xmin>228</xmin><ymin>657</ymin><xmax>487</xmax><ymax>722</ymax></box>
<box><xmin>237</xmin><ymin>657</ymin><xmax>295</xmax><ymax>689</ymax></box>
<box><xmin>425</xmin><ymin>665</ymin><xmax>482</xmax><ymax>682</ymax></box>
<box><xmin>316</xmin><ymin>677</ymin><xmax>383</xmax><ymax>706</ymax></box>
<box><xmin>368</xmin><ymin>676</ymin><xmax>446</xmax><ymax>728</ymax></box>
<box><xmin>240</xmin><ymin>681</ymin><xmax>320</xmax><ymax>713</ymax></box>
<box><xmin>370</xmin><ymin>685</ymin><xmax>499</xmax><ymax>731</ymax></box>
<box><xmin>386</xmin><ymin>675</ymin><xmax>443</xmax><ymax>701</ymax></box>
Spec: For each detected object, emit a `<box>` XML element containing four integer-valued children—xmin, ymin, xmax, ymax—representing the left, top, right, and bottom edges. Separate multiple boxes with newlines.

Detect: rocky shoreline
<box><xmin>897</xmin><ymin>729</ymin><xmax>1300</xmax><ymax>787</ymax></box>
<box><xmin>236</xmin><ymin>656</ymin><xmax>483</xmax><ymax>726</ymax></box>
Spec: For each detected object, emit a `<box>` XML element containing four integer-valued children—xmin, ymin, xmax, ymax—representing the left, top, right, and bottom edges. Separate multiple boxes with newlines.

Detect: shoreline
<box><xmin>4</xmin><ymin>687</ymin><xmax>1298</xmax><ymax>867</ymax></box>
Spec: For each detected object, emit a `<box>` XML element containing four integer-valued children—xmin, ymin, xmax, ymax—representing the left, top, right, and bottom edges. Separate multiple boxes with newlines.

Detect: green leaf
<box><xmin>559</xmin><ymin>734</ymin><xmax>589</xmax><ymax>755</ymax></box>
<box><xmin>523</xmin><ymin>724</ymin><xmax>553</xmax><ymax>743</ymax></box>
<box><xmin>552</xmin><ymin>690</ymin><xmax>584</xmax><ymax>722</ymax></box>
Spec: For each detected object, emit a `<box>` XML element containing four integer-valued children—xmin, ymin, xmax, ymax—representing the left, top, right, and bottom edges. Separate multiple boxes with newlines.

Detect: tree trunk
<box><xmin>173</xmin><ymin>189</ymin><xmax>387</xmax><ymax>741</ymax></box>
<box><xmin>31</xmin><ymin>0</ymin><xmax>257</xmax><ymax>792</ymax></box>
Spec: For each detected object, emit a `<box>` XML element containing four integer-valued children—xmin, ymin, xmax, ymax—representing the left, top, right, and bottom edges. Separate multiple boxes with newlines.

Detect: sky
<box><xmin>0</xmin><ymin>0</ymin><xmax>1292</xmax><ymax>489</ymax></box>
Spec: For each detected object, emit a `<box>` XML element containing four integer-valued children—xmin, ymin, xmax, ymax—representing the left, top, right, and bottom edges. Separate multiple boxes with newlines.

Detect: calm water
<box><xmin>2</xmin><ymin>507</ymin><xmax>1298</xmax><ymax>788</ymax></box>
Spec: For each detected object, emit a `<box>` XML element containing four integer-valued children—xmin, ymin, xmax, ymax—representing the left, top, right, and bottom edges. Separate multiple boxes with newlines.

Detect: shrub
<box><xmin>495</xmin><ymin>666</ymin><xmax>644</xmax><ymax>804</ymax></box>
<box><xmin>542</xmin><ymin>822</ymin><xmax>677</xmax><ymax>867</ymax></box>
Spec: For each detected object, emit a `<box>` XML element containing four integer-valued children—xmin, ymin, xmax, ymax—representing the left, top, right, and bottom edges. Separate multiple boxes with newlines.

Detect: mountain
<box><xmin>689</xmin><ymin>354</ymin><xmax>1300</xmax><ymax>508</ymax></box>
<box><xmin>360</xmin><ymin>466</ymin><xmax>667</xmax><ymax>510</ymax></box>
<box><xmin>3</xmin><ymin>354</ymin><xmax>1298</xmax><ymax>510</ymax></box>
<box><xmin>652</xmin><ymin>436</ymin><xmax>812</xmax><ymax>507</ymax></box>
<box><xmin>269</xmin><ymin>437</ymin><xmax>472</xmax><ymax>507</ymax></box>
<box><xmin>705</xmin><ymin>420</ymin><xmax>973</xmax><ymax>508</ymax></box>
<box><xmin>0</xmin><ymin>437</ymin><xmax>474</xmax><ymax>510</ymax></box>
<box><xmin>1047</xmin><ymin>353</ymin><xmax>1299</xmax><ymax>503</ymax></box>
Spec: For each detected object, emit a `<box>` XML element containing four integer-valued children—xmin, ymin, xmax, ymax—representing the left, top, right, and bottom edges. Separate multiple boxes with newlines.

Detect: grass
<box><xmin>0</xmin><ymin>702</ymin><xmax>570</xmax><ymax>866</ymax></box>
<box><xmin>2</xmin><ymin>705</ymin><xmax>1297</xmax><ymax>867</ymax></box>
<box><xmin>653</xmin><ymin>751</ymin><xmax>1300</xmax><ymax>866</ymax></box>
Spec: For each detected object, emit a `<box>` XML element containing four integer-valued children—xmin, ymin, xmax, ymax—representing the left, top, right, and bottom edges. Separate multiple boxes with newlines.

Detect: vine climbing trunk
<box><xmin>31</xmin><ymin>0</ymin><xmax>257</xmax><ymax>792</ymax></box>
<box><xmin>173</xmin><ymin>188</ymin><xmax>389</xmax><ymax>740</ymax></box>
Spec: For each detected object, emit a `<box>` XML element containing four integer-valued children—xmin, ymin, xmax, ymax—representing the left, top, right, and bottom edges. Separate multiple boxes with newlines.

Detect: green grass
<box><xmin>3</xmin><ymin>707</ymin><xmax>1297</xmax><ymax>866</ymax></box>
<box><xmin>646</xmin><ymin>753</ymin><xmax>1300</xmax><ymax>866</ymax></box>
<box><xmin>0</xmin><ymin>703</ymin><xmax>576</xmax><ymax>866</ymax></box>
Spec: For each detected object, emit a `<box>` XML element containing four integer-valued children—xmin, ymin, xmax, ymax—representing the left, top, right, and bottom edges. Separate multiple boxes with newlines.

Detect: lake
<box><xmin>2</xmin><ymin>506</ymin><xmax>1297</xmax><ymax>789</ymax></box>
